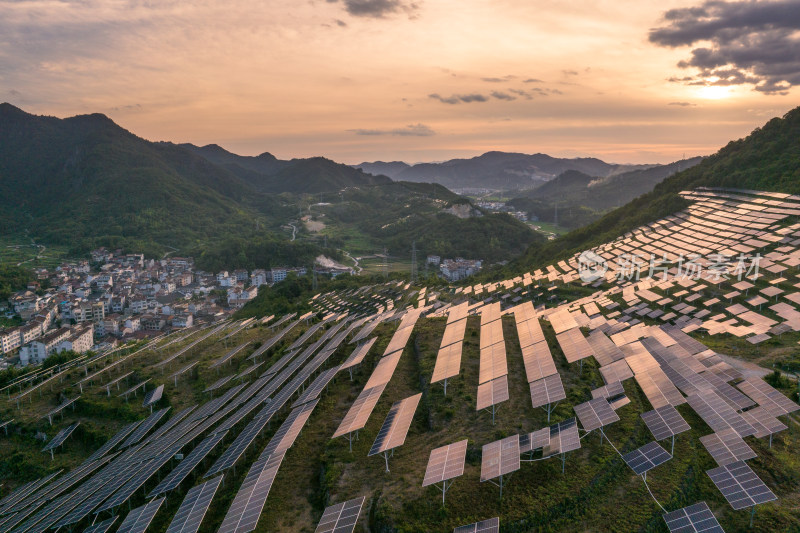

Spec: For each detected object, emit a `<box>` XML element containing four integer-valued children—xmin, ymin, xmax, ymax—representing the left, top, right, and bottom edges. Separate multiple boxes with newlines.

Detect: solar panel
<box><xmin>519</xmin><ymin>428</ymin><xmax>550</xmax><ymax>454</ymax></box>
<box><xmin>369</xmin><ymin>393</ymin><xmax>421</xmax><ymax>456</ymax></box>
<box><xmin>117</xmin><ymin>497</ymin><xmax>165</xmax><ymax>533</ymax></box>
<box><xmin>149</xmin><ymin>430</ymin><xmax>228</xmax><ymax>496</ymax></box>
<box><xmin>739</xmin><ymin>406</ymin><xmax>788</xmax><ymax>438</ymax></box>
<box><xmin>363</xmin><ymin>351</ymin><xmax>402</xmax><ymax>389</ymax></box>
<box><xmin>333</xmin><ymin>383</ymin><xmax>387</xmax><ymax>438</ymax></box>
<box><xmin>422</xmin><ymin>439</ymin><xmax>468</xmax><ymax>487</ymax></box>
<box><xmin>480</xmin><ymin>435</ymin><xmax>520</xmax><ymax>482</ymax></box>
<box><xmin>622</xmin><ymin>441</ymin><xmax>672</xmax><ymax>475</ymax></box>
<box><xmin>663</xmin><ymin>502</ymin><xmax>724</xmax><ymax>533</ymax></box>
<box><xmin>543</xmin><ymin>418</ymin><xmax>581</xmax><ymax>457</ymax></box>
<box><xmin>476</xmin><ymin>375</ymin><xmax>510</xmax><ymax>411</ymax></box>
<box><xmin>217</xmin><ymin>451</ymin><xmax>285</xmax><ymax>533</ymax></box>
<box><xmin>641</xmin><ymin>405</ymin><xmax>691</xmax><ymax>441</ymax></box>
<box><xmin>203</xmin><ymin>375</ymin><xmax>234</xmax><ymax>393</ymax></box>
<box><xmin>314</xmin><ymin>496</ymin><xmax>365</xmax><ymax>533</ymax></box>
<box><xmin>520</xmin><ymin>342</ymin><xmax>557</xmax><ymax>383</ymax></box>
<box><xmin>591</xmin><ymin>380</ymin><xmax>625</xmax><ymax>401</ymax></box>
<box><xmin>42</xmin><ymin>422</ymin><xmax>80</xmax><ymax>452</ymax></box>
<box><xmin>453</xmin><ymin>517</ymin><xmax>499</xmax><ymax>533</ymax></box>
<box><xmin>737</xmin><ymin>377</ymin><xmax>800</xmax><ymax>416</ymax></box>
<box><xmin>293</xmin><ymin>366</ymin><xmax>340</xmax><ymax>407</ymax></box>
<box><xmin>478</xmin><ymin>341</ymin><xmax>508</xmax><ymax>385</ymax></box>
<box><xmin>82</xmin><ymin>516</ymin><xmax>118</xmax><ymax>533</ymax></box>
<box><xmin>587</xmin><ymin>330</ymin><xmax>625</xmax><ymax>366</ymax></box>
<box><xmin>263</xmin><ymin>400</ymin><xmax>319</xmax><ymax>458</ymax></box>
<box><xmin>340</xmin><ymin>338</ymin><xmax>377</xmax><ymax>371</ymax></box>
<box><xmin>706</xmin><ymin>461</ymin><xmax>777</xmax><ymax>510</ymax></box>
<box><xmin>0</xmin><ymin>471</ymin><xmax>61</xmax><ymax>513</ymax></box>
<box><xmin>528</xmin><ymin>374</ymin><xmax>566</xmax><ymax>409</ymax></box>
<box><xmin>686</xmin><ymin>391</ymin><xmax>756</xmax><ymax>437</ymax></box>
<box><xmin>699</xmin><ymin>428</ymin><xmax>757</xmax><ymax>466</ymax></box>
<box><xmin>599</xmin><ymin>359</ymin><xmax>634</xmax><ymax>384</ymax></box>
<box><xmin>556</xmin><ymin>328</ymin><xmax>593</xmax><ymax>363</ymax></box>
<box><xmin>431</xmin><ymin>342</ymin><xmax>464</xmax><ymax>384</ymax></box>
<box><xmin>634</xmin><ymin>370</ymin><xmax>686</xmax><ymax>409</ymax></box>
<box><xmin>121</xmin><ymin>407</ymin><xmax>170</xmax><ymax>448</ymax></box>
<box><xmin>574</xmin><ymin>398</ymin><xmax>620</xmax><ymax>431</ymax></box>
<box><xmin>142</xmin><ymin>384</ymin><xmax>164</xmax><ymax>408</ymax></box>
<box><xmin>479</xmin><ymin>320</ymin><xmax>504</xmax><ymax>351</ymax></box>
<box><xmin>165</xmin><ymin>477</ymin><xmax>222</xmax><ymax>533</ymax></box>
<box><xmin>86</xmin><ymin>420</ymin><xmax>143</xmax><ymax>461</ymax></box>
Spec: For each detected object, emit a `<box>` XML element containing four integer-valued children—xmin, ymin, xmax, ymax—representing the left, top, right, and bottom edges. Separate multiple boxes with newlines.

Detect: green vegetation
<box><xmin>0</xmin><ymin>263</ymin><xmax>32</xmax><ymax>301</ymax></box>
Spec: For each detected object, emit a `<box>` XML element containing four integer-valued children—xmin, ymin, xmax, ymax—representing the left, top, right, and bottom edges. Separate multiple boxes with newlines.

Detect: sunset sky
<box><xmin>2</xmin><ymin>0</ymin><xmax>798</xmax><ymax>164</ymax></box>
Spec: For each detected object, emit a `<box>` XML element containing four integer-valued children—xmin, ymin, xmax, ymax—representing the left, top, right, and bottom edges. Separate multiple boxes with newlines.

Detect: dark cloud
<box><xmin>428</xmin><ymin>93</ymin><xmax>488</xmax><ymax>104</ymax></box>
<box><xmin>481</xmin><ymin>75</ymin><xmax>515</xmax><ymax>83</ymax></box>
<box><xmin>650</xmin><ymin>0</ymin><xmax>800</xmax><ymax>94</ymax></box>
<box><xmin>490</xmin><ymin>91</ymin><xmax>516</xmax><ymax>101</ymax></box>
<box><xmin>329</xmin><ymin>0</ymin><xmax>420</xmax><ymax>18</ymax></box>
<box><xmin>349</xmin><ymin>123</ymin><xmax>435</xmax><ymax>136</ymax></box>
<box><xmin>668</xmin><ymin>101</ymin><xmax>697</xmax><ymax>106</ymax></box>
<box><xmin>9</xmin><ymin>89</ymin><xmax>22</xmax><ymax>97</ymax></box>
<box><xmin>523</xmin><ymin>78</ymin><xmax>543</xmax><ymax>83</ymax></box>
<box><xmin>335</xmin><ymin>19</ymin><xmax>348</xmax><ymax>26</ymax></box>
<box><xmin>562</xmin><ymin>69</ymin><xmax>579</xmax><ymax>76</ymax></box>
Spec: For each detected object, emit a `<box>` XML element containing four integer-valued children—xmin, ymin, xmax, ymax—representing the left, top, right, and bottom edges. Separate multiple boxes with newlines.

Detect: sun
<box><xmin>696</xmin><ymin>85</ymin><xmax>732</xmax><ymax>100</ymax></box>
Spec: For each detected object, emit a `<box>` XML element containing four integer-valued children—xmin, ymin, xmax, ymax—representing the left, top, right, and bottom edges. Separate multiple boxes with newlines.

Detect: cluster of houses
<box><xmin>475</xmin><ymin>201</ymin><xmax>529</xmax><ymax>222</ymax></box>
<box><xmin>0</xmin><ymin>248</ymin><xmax>311</xmax><ymax>366</ymax></box>
<box><xmin>426</xmin><ymin>256</ymin><xmax>483</xmax><ymax>281</ymax></box>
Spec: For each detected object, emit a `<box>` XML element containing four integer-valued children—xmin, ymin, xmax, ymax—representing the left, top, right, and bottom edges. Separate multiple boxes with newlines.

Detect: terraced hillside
<box><xmin>2</xmin><ymin>189</ymin><xmax>800</xmax><ymax>532</ymax></box>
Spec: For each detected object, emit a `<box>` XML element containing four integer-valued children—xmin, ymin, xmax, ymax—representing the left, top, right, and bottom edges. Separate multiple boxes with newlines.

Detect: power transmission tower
<box><xmin>411</xmin><ymin>241</ymin><xmax>418</xmax><ymax>283</ymax></box>
<box><xmin>312</xmin><ymin>265</ymin><xmax>318</xmax><ymax>291</ymax></box>
<box><xmin>382</xmin><ymin>246</ymin><xmax>388</xmax><ymax>279</ymax></box>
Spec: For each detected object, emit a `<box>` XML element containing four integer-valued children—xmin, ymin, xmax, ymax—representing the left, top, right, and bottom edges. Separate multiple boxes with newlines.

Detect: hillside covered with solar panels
<box><xmin>5</xmin><ymin>113</ymin><xmax>800</xmax><ymax>533</ymax></box>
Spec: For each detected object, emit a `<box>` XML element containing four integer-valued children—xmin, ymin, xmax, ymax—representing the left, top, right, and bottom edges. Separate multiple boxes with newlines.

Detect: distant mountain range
<box><xmin>0</xmin><ymin>103</ymin><xmax>538</xmax><ymax>268</ymax></box>
<box><xmin>355</xmin><ymin>151</ymin><xmax>654</xmax><ymax>190</ymax></box>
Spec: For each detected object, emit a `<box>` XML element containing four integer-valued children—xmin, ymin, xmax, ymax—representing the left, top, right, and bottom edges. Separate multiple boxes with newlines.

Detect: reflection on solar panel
<box><xmin>574</xmin><ymin>398</ymin><xmax>620</xmax><ymax>431</ymax></box>
<box><xmin>42</xmin><ymin>422</ymin><xmax>80</xmax><ymax>453</ymax></box>
<box><xmin>340</xmin><ymin>338</ymin><xmax>377</xmax><ymax>371</ymax></box>
<box><xmin>529</xmin><ymin>374</ymin><xmax>566</xmax><ymax>409</ymax></box>
<box><xmin>686</xmin><ymin>391</ymin><xmax>756</xmax><ymax>438</ymax></box>
<box><xmin>587</xmin><ymin>330</ymin><xmax>626</xmax><ymax>366</ymax></box>
<box><xmin>263</xmin><ymin>400</ymin><xmax>319</xmax><ymax>458</ymax></box>
<box><xmin>622</xmin><ymin>441</ymin><xmax>672</xmax><ymax>475</ymax></box>
<box><xmin>599</xmin><ymin>359</ymin><xmax>633</xmax><ymax>384</ymax></box>
<box><xmin>641</xmin><ymin>405</ymin><xmax>691</xmax><ymax>441</ymax></box>
<box><xmin>83</xmin><ymin>516</ymin><xmax>118</xmax><ymax>533</ymax></box>
<box><xmin>521</xmin><ymin>342</ymin><xmax>557</xmax><ymax>383</ymax></box>
<box><xmin>165</xmin><ymin>477</ymin><xmax>222</xmax><ymax>533</ymax></box>
<box><xmin>431</xmin><ymin>342</ymin><xmax>463</xmax><ymax>386</ymax></box>
<box><xmin>333</xmin><ymin>383</ymin><xmax>388</xmax><ymax>439</ymax></box>
<box><xmin>635</xmin><ymin>370</ymin><xmax>686</xmax><ymax>409</ymax></box>
<box><xmin>479</xmin><ymin>320</ymin><xmax>504</xmax><ymax>351</ymax></box>
<box><xmin>453</xmin><ymin>517</ymin><xmax>499</xmax><ymax>533</ymax></box>
<box><xmin>480</xmin><ymin>435</ymin><xmax>520</xmax><ymax>482</ymax></box>
<box><xmin>478</xmin><ymin>341</ymin><xmax>508</xmax><ymax>385</ymax></box>
<box><xmin>422</xmin><ymin>439</ymin><xmax>468</xmax><ymax>487</ymax></box>
<box><xmin>149</xmin><ymin>431</ymin><xmax>228</xmax><ymax>496</ymax></box>
<box><xmin>556</xmin><ymin>328</ymin><xmax>593</xmax><ymax>363</ymax></box>
<box><xmin>543</xmin><ymin>418</ymin><xmax>580</xmax><ymax>457</ymax></box>
<box><xmin>663</xmin><ymin>502</ymin><xmax>724</xmax><ymax>533</ymax></box>
<box><xmin>476</xmin><ymin>375</ymin><xmax>510</xmax><ymax>411</ymax></box>
<box><xmin>314</xmin><ymin>496</ymin><xmax>365</xmax><ymax>533</ymax></box>
<box><xmin>117</xmin><ymin>497</ymin><xmax>165</xmax><ymax>533</ymax></box>
<box><xmin>369</xmin><ymin>393</ymin><xmax>421</xmax><ymax>457</ymax></box>
<box><xmin>217</xmin><ymin>451</ymin><xmax>285</xmax><ymax>533</ymax></box>
<box><xmin>706</xmin><ymin>461</ymin><xmax>777</xmax><ymax>510</ymax></box>
<box><xmin>699</xmin><ymin>428</ymin><xmax>756</xmax><ymax>466</ymax></box>
<box><xmin>142</xmin><ymin>384</ymin><xmax>164</xmax><ymax>409</ymax></box>
<box><xmin>737</xmin><ymin>377</ymin><xmax>800</xmax><ymax>416</ymax></box>
<box><xmin>364</xmin><ymin>351</ymin><xmax>402</xmax><ymax>390</ymax></box>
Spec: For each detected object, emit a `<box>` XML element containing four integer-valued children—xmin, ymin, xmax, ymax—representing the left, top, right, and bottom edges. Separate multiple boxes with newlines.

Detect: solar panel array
<box><xmin>339</xmin><ymin>338</ymin><xmax>377</xmax><ymax>371</ymax></box>
<box><xmin>519</xmin><ymin>428</ymin><xmax>550</xmax><ymax>454</ymax></box>
<box><xmin>42</xmin><ymin>422</ymin><xmax>80</xmax><ymax>452</ymax></box>
<box><xmin>739</xmin><ymin>406</ymin><xmax>787</xmax><ymax>438</ymax></box>
<box><xmin>333</xmin><ymin>383</ymin><xmax>387</xmax><ymax>438</ymax></box>
<box><xmin>662</xmin><ymin>502</ymin><xmax>724</xmax><ymax>533</ymax></box>
<box><xmin>641</xmin><ymin>405</ymin><xmax>691</xmax><ymax>441</ymax></box>
<box><xmin>314</xmin><ymin>496</ymin><xmax>365</xmax><ymax>533</ymax></box>
<box><xmin>83</xmin><ymin>516</ymin><xmax>118</xmax><ymax>533</ymax></box>
<box><xmin>369</xmin><ymin>393</ymin><xmax>421</xmax><ymax>456</ymax></box>
<box><xmin>117</xmin><ymin>497</ymin><xmax>165</xmax><ymax>533</ymax></box>
<box><xmin>142</xmin><ymin>384</ymin><xmax>164</xmax><ymax>408</ymax></box>
<box><xmin>573</xmin><ymin>398</ymin><xmax>619</xmax><ymax>431</ymax></box>
<box><xmin>165</xmin><ymin>476</ymin><xmax>222</xmax><ymax>533</ymax></box>
<box><xmin>543</xmin><ymin>418</ymin><xmax>580</xmax><ymax>457</ymax></box>
<box><xmin>480</xmin><ymin>435</ymin><xmax>520</xmax><ymax>482</ymax></box>
<box><xmin>706</xmin><ymin>461</ymin><xmax>777</xmax><ymax>510</ymax></box>
<box><xmin>556</xmin><ymin>328</ymin><xmax>593</xmax><ymax>363</ymax></box>
<box><xmin>453</xmin><ymin>517</ymin><xmax>500</xmax><ymax>533</ymax></box>
<box><xmin>622</xmin><ymin>441</ymin><xmax>672</xmax><ymax>475</ymax></box>
<box><xmin>422</xmin><ymin>439</ymin><xmax>468</xmax><ymax>487</ymax></box>
<box><xmin>686</xmin><ymin>391</ymin><xmax>756</xmax><ymax>438</ymax></box>
<box><xmin>217</xmin><ymin>451</ymin><xmax>285</xmax><ymax>533</ymax></box>
<box><xmin>520</xmin><ymin>341</ymin><xmax>557</xmax><ymax>384</ymax></box>
<box><xmin>699</xmin><ymin>428</ymin><xmax>757</xmax><ymax>466</ymax></box>
<box><xmin>121</xmin><ymin>407</ymin><xmax>170</xmax><ymax>448</ymax></box>
<box><xmin>737</xmin><ymin>377</ymin><xmax>800</xmax><ymax>416</ymax></box>
<box><xmin>529</xmin><ymin>374</ymin><xmax>566</xmax><ymax>409</ymax></box>
<box><xmin>149</xmin><ymin>431</ymin><xmax>228</xmax><ymax>496</ymax></box>
<box><xmin>476</xmin><ymin>375</ymin><xmax>510</xmax><ymax>411</ymax></box>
